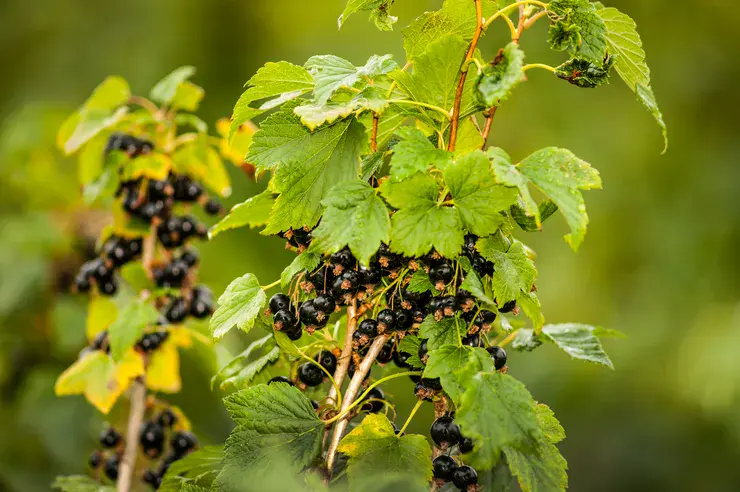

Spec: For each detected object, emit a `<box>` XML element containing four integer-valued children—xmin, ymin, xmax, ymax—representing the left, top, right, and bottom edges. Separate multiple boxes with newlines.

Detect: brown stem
<box><xmin>117</xmin><ymin>377</ymin><xmax>147</xmax><ymax>492</ymax></box>
<box><xmin>448</xmin><ymin>0</ymin><xmax>483</xmax><ymax>152</ymax></box>
<box><xmin>325</xmin><ymin>334</ymin><xmax>392</xmax><ymax>475</ymax></box>
<box><xmin>370</xmin><ymin>114</ymin><xmax>379</xmax><ymax>153</ymax></box>
<box><xmin>142</xmin><ymin>223</ymin><xmax>157</xmax><ymax>279</ymax></box>
<box><xmin>326</xmin><ymin>300</ymin><xmax>357</xmax><ymax>408</ymax></box>
<box><xmin>480</xmin><ymin>107</ymin><xmax>497</xmax><ymax>149</ymax></box>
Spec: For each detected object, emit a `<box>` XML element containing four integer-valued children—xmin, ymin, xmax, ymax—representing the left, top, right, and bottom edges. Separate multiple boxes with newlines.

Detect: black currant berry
<box><xmin>358</xmin><ymin>319</ymin><xmax>378</xmax><ymax>338</ymax></box>
<box><xmin>157</xmin><ymin>408</ymin><xmax>177</xmax><ymax>428</ymax></box>
<box><xmin>394</xmin><ymin>309</ymin><xmax>414</xmax><ymax>329</ymax></box>
<box><xmin>456</xmin><ymin>289</ymin><xmax>475</xmax><ymax>312</ymax></box>
<box><xmin>352</xmin><ymin>330</ymin><xmax>369</xmax><ymax>348</ymax></box>
<box><xmin>474</xmin><ymin>310</ymin><xmax>497</xmax><ymax>330</ymax></box>
<box><xmin>330</xmin><ymin>247</ymin><xmax>355</xmax><ymax>269</ymax></box>
<box><xmin>273</xmin><ymin>309</ymin><xmax>299</xmax><ymax>332</ymax></box>
<box><xmin>142</xmin><ymin>468</ymin><xmax>161</xmax><ymax>487</ymax></box>
<box><xmin>313</xmin><ymin>293</ymin><xmax>336</xmax><ymax>315</ymax></box>
<box><xmin>418</xmin><ymin>339</ymin><xmax>429</xmax><ymax>362</ymax></box>
<box><xmin>74</xmin><ymin>271</ymin><xmax>92</xmax><ymax>293</ymax></box>
<box><xmin>104</xmin><ymin>456</ymin><xmax>120</xmax><ymax>480</ymax></box>
<box><xmin>137</xmin><ymin>332</ymin><xmax>167</xmax><ymax>353</ymax></box>
<box><xmin>458</xmin><ymin>436</ymin><xmax>474</xmax><ymax>454</ymax></box>
<box><xmin>463</xmin><ymin>234</ymin><xmax>478</xmax><ymax>255</ymax></box>
<box><xmin>452</xmin><ymin>465</ymin><xmax>478</xmax><ymax>490</ymax></box>
<box><xmin>88</xmin><ymin>450</ymin><xmax>103</xmax><ymax>469</ymax></box>
<box><xmin>393</xmin><ymin>350</ymin><xmax>411</xmax><ymax>368</ymax></box>
<box><xmin>100</xmin><ymin>428</ymin><xmax>121</xmax><ymax>448</ymax></box>
<box><xmin>204</xmin><ymin>198</ymin><xmax>223</xmax><ymax>216</ymax></box>
<box><xmin>315</xmin><ymin>350</ymin><xmax>337</xmax><ymax>374</ymax></box>
<box><xmin>170</xmin><ymin>430</ymin><xmax>198</xmax><ymax>457</ymax></box>
<box><xmin>377</xmin><ymin>341</ymin><xmax>394</xmax><ymax>364</ymax></box>
<box><xmin>499</xmin><ymin>300</ymin><xmax>517</xmax><ymax>313</ymax></box>
<box><xmin>421</xmin><ymin>377</ymin><xmax>442</xmax><ymax>391</ymax></box>
<box><xmin>430</xmin><ymin>416</ymin><xmax>461</xmax><ymax>448</ymax></box>
<box><xmin>439</xmin><ymin>296</ymin><xmax>459</xmax><ymax>317</ymax></box>
<box><xmin>433</xmin><ymin>455</ymin><xmax>459</xmax><ymax>481</ymax></box>
<box><xmin>173</xmin><ymin>176</ymin><xmax>203</xmax><ymax>202</ymax></box>
<box><xmin>429</xmin><ymin>262</ymin><xmax>454</xmax><ymax>288</ymax></box>
<box><xmin>91</xmin><ymin>331</ymin><xmax>109</xmax><ymax>352</ymax></box>
<box><xmin>165</xmin><ymin>297</ymin><xmax>189</xmax><ymax>323</ymax></box>
<box><xmin>99</xmin><ymin>280</ymin><xmax>119</xmax><ymax>296</ymax></box>
<box><xmin>487</xmin><ymin>346</ymin><xmax>507</xmax><ymax>370</ymax></box>
<box><xmin>461</xmin><ymin>333</ymin><xmax>482</xmax><ymax>347</ymax></box>
<box><xmin>140</xmin><ymin>421</ymin><xmax>165</xmax><ymax>458</ymax></box>
<box><xmin>298</xmin><ymin>363</ymin><xmax>324</xmax><ymax>387</ymax></box>
<box><xmin>376</xmin><ymin>309</ymin><xmax>396</xmax><ymax>332</ymax></box>
<box><xmin>359</xmin><ymin>264</ymin><xmax>382</xmax><ymax>285</ymax></box>
<box><xmin>299</xmin><ymin>300</ymin><xmax>323</xmax><ymax>327</ymax></box>
<box><xmin>269</xmin><ymin>293</ymin><xmax>291</xmax><ymax>313</ymax></box>
<box><xmin>179</xmin><ymin>249</ymin><xmax>199</xmax><ymax>268</ymax></box>
<box><xmin>190</xmin><ymin>296</ymin><xmax>213</xmax><ymax>319</ymax></box>
<box><xmin>268</xmin><ymin>376</ymin><xmax>294</xmax><ymax>386</ymax></box>
<box><xmin>361</xmin><ymin>386</ymin><xmax>385</xmax><ymax>413</ymax></box>
<box><xmin>471</xmin><ymin>254</ymin><xmax>494</xmax><ymax>277</ymax></box>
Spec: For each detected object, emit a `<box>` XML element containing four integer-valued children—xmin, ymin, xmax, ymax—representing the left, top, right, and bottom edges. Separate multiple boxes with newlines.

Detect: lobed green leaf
<box><xmin>210</xmin><ymin>273</ymin><xmax>266</xmax><ymax>339</ymax></box>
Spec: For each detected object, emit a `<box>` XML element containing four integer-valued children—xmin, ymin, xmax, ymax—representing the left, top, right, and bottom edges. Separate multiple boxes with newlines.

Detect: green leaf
<box><xmin>407</xmin><ymin>270</ymin><xmax>435</xmax><ymax>295</ymax></box>
<box><xmin>247</xmin><ymin>104</ymin><xmax>366</xmax><ymax>233</ymax></box>
<box><xmin>150</xmin><ymin>66</ymin><xmax>196</xmax><ymax>105</ymax></box>
<box><xmin>431</xmin><ymin>346</ymin><xmax>494</xmax><ymax>405</ymax></box>
<box><xmin>52</xmin><ymin>475</ymin><xmax>115</xmax><ymax>492</ymax></box>
<box><xmin>159</xmin><ymin>446</ymin><xmax>222</xmax><ymax>492</ymax></box>
<box><xmin>230</xmin><ymin>61</ymin><xmax>314</xmax><ymax>139</ymax></box>
<box><xmin>511</xmin><ymin>328</ymin><xmax>543</xmax><ymax>351</ymax></box>
<box><xmin>555</xmin><ymin>55</ymin><xmax>615</xmax><ymax>88</ymax></box>
<box><xmin>418</xmin><ymin>315</ymin><xmax>464</xmax><ymax>349</ymax></box>
<box><xmin>402</xmin><ymin>0</ymin><xmax>497</xmax><ymax>60</ymax></box>
<box><xmin>517</xmin><ymin>291</ymin><xmax>545</xmax><ymax>331</ymax></box>
<box><xmin>309</xmin><ymin>180</ymin><xmax>390</xmax><ymax>265</ymax></box>
<box><xmin>213</xmin><ymin>333</ymin><xmax>282</xmax><ymax>391</ymax></box>
<box><xmin>548</xmin><ymin>0</ymin><xmax>607</xmax><ymax>64</ymax></box>
<box><xmin>493</xmin><ymin>147</ymin><xmax>601</xmax><ymax>251</ymax></box>
<box><xmin>457</xmin><ymin>372</ymin><xmax>541</xmax><ymax>469</ymax></box>
<box><xmin>397</xmin><ymin>334</ymin><xmax>425</xmax><ymax>369</ymax></box>
<box><xmin>479</xmin><ymin>241</ymin><xmax>537</xmax><ymax>306</ymax></box>
<box><xmin>460</xmin><ymin>269</ymin><xmax>495</xmax><ymax>307</ymax></box>
<box><xmin>175</xmin><ymin>113</ymin><xmax>208</xmax><ymax>133</ymax></box>
<box><xmin>305</xmin><ymin>54</ymin><xmax>397</xmax><ymax>105</ymax></box>
<box><xmin>535</xmin><ymin>403</ymin><xmax>566</xmax><ymax>444</ymax></box>
<box><xmin>209</xmin><ymin>190</ymin><xmax>274</xmax><ymax>239</ymax></box>
<box><xmin>511</xmin><ymin>199</ymin><xmax>559</xmax><ymax>232</ymax></box>
<box><xmin>337</xmin><ymin>413</ymin><xmax>433</xmax><ymax>489</ymax></box>
<box><xmin>389</xmin><ymin>127</ymin><xmax>452</xmax><ymax>182</ymax></box>
<box><xmin>541</xmin><ymin>323</ymin><xmax>614</xmax><ymax>368</ymax></box>
<box><xmin>218</xmin><ymin>383</ymin><xmax>324</xmax><ymax>486</ymax></box>
<box><xmin>281</xmin><ymin>252</ymin><xmax>322</xmax><ymax>289</ymax></box>
<box><xmin>171</xmin><ymin>81</ymin><xmax>205</xmax><ymax>112</ymax></box>
<box><xmin>636</xmin><ymin>83</ymin><xmax>668</xmax><ymax>154</ymax></box>
<box><xmin>108</xmin><ymin>299</ymin><xmax>159</xmax><ymax>362</ymax></box>
<box><xmin>360</xmin><ymin>151</ymin><xmax>387</xmax><ymax>181</ymax></box>
<box><xmin>445</xmin><ymin>150</ymin><xmax>518</xmax><ymax>237</ymax></box>
<box><xmin>476</xmin><ymin>42</ymin><xmax>525</xmax><ymax>106</ymax></box>
<box><xmin>382</xmin><ymin>174</ymin><xmax>464</xmax><ymax>258</ymax></box>
<box><xmin>390</xmin><ymin>34</ymin><xmax>470</xmax><ymax>124</ymax></box>
<box><xmin>339</xmin><ymin>0</ymin><xmax>397</xmax><ymax>31</ymax></box>
<box><xmin>210</xmin><ymin>273</ymin><xmax>267</xmax><ymax>339</ymax></box>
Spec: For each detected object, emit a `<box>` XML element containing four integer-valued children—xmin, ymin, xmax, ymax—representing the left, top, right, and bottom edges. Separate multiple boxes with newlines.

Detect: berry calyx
<box><xmin>433</xmin><ymin>455</ymin><xmax>459</xmax><ymax>481</ymax></box>
<box><xmin>418</xmin><ymin>339</ymin><xmax>429</xmax><ymax>363</ymax></box>
<box><xmin>273</xmin><ymin>309</ymin><xmax>300</xmax><ymax>333</ymax></box>
<box><xmin>430</xmin><ymin>416</ymin><xmax>461</xmax><ymax>449</ymax></box>
<box><xmin>429</xmin><ymin>262</ymin><xmax>454</xmax><ymax>289</ymax></box>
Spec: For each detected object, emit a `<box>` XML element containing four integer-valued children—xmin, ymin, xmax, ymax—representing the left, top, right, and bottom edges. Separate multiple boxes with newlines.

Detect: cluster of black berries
<box><xmin>156</xmin><ymin>215</ymin><xmax>209</xmax><ymax>249</ymax></box>
<box><xmin>74</xmin><ymin>236</ymin><xmax>143</xmax><ymax>295</ymax></box>
<box><xmin>88</xmin><ymin>427</ymin><xmax>124</xmax><ymax>481</ymax></box>
<box><xmin>153</xmin><ymin>250</ymin><xmax>198</xmax><ymax>288</ymax></box>
<box><xmin>108</xmin><ymin>133</ymin><xmax>223</xmax><ymax>225</ymax></box>
<box><xmin>278</xmin><ymin>227</ymin><xmax>313</xmax><ymax>251</ymax></box>
<box><xmin>162</xmin><ymin>285</ymin><xmax>214</xmax><ymax>324</ymax></box>
<box><xmin>138</xmin><ymin>409</ymin><xmax>198</xmax><ymax>489</ymax></box>
<box><xmin>430</xmin><ymin>415</ymin><xmax>478</xmax><ymax>491</ymax></box>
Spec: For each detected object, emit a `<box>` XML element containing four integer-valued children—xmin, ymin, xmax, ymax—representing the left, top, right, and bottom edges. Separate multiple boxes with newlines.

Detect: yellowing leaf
<box><xmin>217</xmin><ymin>118</ymin><xmax>257</xmax><ymax>165</ymax></box>
<box><xmin>121</xmin><ymin>153</ymin><xmax>172</xmax><ymax>181</ymax></box>
<box><xmin>147</xmin><ymin>340</ymin><xmax>181</xmax><ymax>393</ymax></box>
<box><xmin>86</xmin><ymin>297</ymin><xmax>118</xmax><ymax>341</ymax></box>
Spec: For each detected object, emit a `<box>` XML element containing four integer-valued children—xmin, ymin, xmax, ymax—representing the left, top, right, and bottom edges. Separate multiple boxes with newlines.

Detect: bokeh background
<box><xmin>1</xmin><ymin>0</ymin><xmax>739</xmax><ymax>490</ymax></box>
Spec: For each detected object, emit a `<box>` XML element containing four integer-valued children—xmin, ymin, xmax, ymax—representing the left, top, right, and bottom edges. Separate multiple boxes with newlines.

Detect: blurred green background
<box><xmin>1</xmin><ymin>0</ymin><xmax>739</xmax><ymax>490</ymax></box>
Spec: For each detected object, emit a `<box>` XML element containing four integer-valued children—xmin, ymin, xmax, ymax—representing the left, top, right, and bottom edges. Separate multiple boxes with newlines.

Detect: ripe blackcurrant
<box><xmin>358</xmin><ymin>319</ymin><xmax>378</xmax><ymax>338</ymax></box>
<box><xmin>377</xmin><ymin>341</ymin><xmax>394</xmax><ymax>364</ymax></box>
<box><xmin>393</xmin><ymin>350</ymin><xmax>411</xmax><ymax>368</ymax></box>
<box><xmin>170</xmin><ymin>430</ymin><xmax>198</xmax><ymax>456</ymax></box>
<box><xmin>204</xmin><ymin>198</ymin><xmax>222</xmax><ymax>216</ymax></box>
<box><xmin>429</xmin><ymin>262</ymin><xmax>454</xmax><ymax>288</ymax></box>
<box><xmin>269</xmin><ymin>293</ymin><xmax>291</xmax><ymax>313</ymax></box>
<box><xmin>430</xmin><ymin>416</ymin><xmax>461</xmax><ymax>448</ymax></box>
<box><xmin>439</xmin><ymin>296</ymin><xmax>459</xmax><ymax>317</ymax></box>
<box><xmin>456</xmin><ymin>289</ymin><xmax>475</xmax><ymax>312</ymax></box>
<box><xmin>100</xmin><ymin>428</ymin><xmax>121</xmax><ymax>448</ymax></box>
<box><xmin>359</xmin><ymin>264</ymin><xmax>382</xmax><ymax>285</ymax></box>
<box><xmin>452</xmin><ymin>465</ymin><xmax>478</xmax><ymax>490</ymax></box>
<box><xmin>394</xmin><ymin>309</ymin><xmax>414</xmax><ymax>329</ymax></box>
<box><xmin>433</xmin><ymin>455</ymin><xmax>459</xmax><ymax>481</ymax></box>
<box><xmin>499</xmin><ymin>300</ymin><xmax>517</xmax><ymax>313</ymax></box>
<box><xmin>315</xmin><ymin>350</ymin><xmax>337</xmax><ymax>374</ymax></box>
<box><xmin>487</xmin><ymin>346</ymin><xmax>507</xmax><ymax>370</ymax></box>
<box><xmin>421</xmin><ymin>377</ymin><xmax>442</xmax><ymax>391</ymax></box>
<box><xmin>157</xmin><ymin>408</ymin><xmax>177</xmax><ymax>428</ymax></box>
<box><xmin>88</xmin><ymin>450</ymin><xmax>103</xmax><ymax>469</ymax></box>
<box><xmin>418</xmin><ymin>339</ymin><xmax>429</xmax><ymax>362</ymax></box>
<box><xmin>273</xmin><ymin>309</ymin><xmax>299</xmax><ymax>332</ymax></box>
<box><xmin>137</xmin><ymin>332</ymin><xmax>168</xmax><ymax>353</ymax></box>
<box><xmin>461</xmin><ymin>333</ymin><xmax>482</xmax><ymax>347</ymax></box>
<box><xmin>142</xmin><ymin>468</ymin><xmax>161</xmax><ymax>487</ymax></box>
<box><xmin>268</xmin><ymin>376</ymin><xmax>294</xmax><ymax>386</ymax></box>
<box><xmin>104</xmin><ymin>456</ymin><xmax>120</xmax><ymax>480</ymax></box>
<box><xmin>99</xmin><ymin>280</ymin><xmax>119</xmax><ymax>296</ymax></box>
<box><xmin>299</xmin><ymin>300</ymin><xmax>324</xmax><ymax>327</ymax></box>
<box><xmin>165</xmin><ymin>297</ymin><xmax>189</xmax><ymax>323</ymax></box>
<box><xmin>474</xmin><ymin>310</ymin><xmax>497</xmax><ymax>330</ymax></box>
<box><xmin>330</xmin><ymin>247</ymin><xmax>355</xmax><ymax>269</ymax></box>
<box><xmin>140</xmin><ymin>421</ymin><xmax>165</xmax><ymax>458</ymax></box>
<box><xmin>376</xmin><ymin>309</ymin><xmax>396</xmax><ymax>332</ymax></box>
<box><xmin>361</xmin><ymin>386</ymin><xmax>385</xmax><ymax>413</ymax></box>
<box><xmin>458</xmin><ymin>435</ymin><xmax>474</xmax><ymax>454</ymax></box>
<box><xmin>352</xmin><ymin>330</ymin><xmax>369</xmax><ymax>348</ymax></box>
<box><xmin>313</xmin><ymin>294</ymin><xmax>336</xmax><ymax>315</ymax></box>
<box><xmin>179</xmin><ymin>249</ymin><xmax>199</xmax><ymax>268</ymax></box>
<box><xmin>298</xmin><ymin>363</ymin><xmax>324</xmax><ymax>387</ymax></box>
<box><xmin>471</xmin><ymin>254</ymin><xmax>494</xmax><ymax>277</ymax></box>
<box><xmin>190</xmin><ymin>296</ymin><xmax>213</xmax><ymax>319</ymax></box>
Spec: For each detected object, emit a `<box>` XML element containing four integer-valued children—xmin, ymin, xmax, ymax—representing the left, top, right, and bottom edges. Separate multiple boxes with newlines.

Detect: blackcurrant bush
<box><xmin>88</xmin><ymin>450</ymin><xmax>103</xmax><ymax>469</ymax></box>
<box><xmin>157</xmin><ymin>408</ymin><xmax>177</xmax><ymax>428</ymax></box>
<box><xmin>361</xmin><ymin>386</ymin><xmax>385</xmax><ymax>413</ymax></box>
<box><xmin>273</xmin><ymin>309</ymin><xmax>299</xmax><ymax>332</ymax></box>
<box><xmin>487</xmin><ymin>346</ymin><xmax>507</xmax><ymax>370</ymax></box>
<box><xmin>315</xmin><ymin>350</ymin><xmax>337</xmax><ymax>374</ymax></box>
<box><xmin>269</xmin><ymin>293</ymin><xmax>291</xmax><ymax>313</ymax></box>
<box><xmin>458</xmin><ymin>435</ymin><xmax>474</xmax><ymax>454</ymax></box>
<box><xmin>104</xmin><ymin>455</ymin><xmax>120</xmax><ymax>480</ymax></box>
<box><xmin>313</xmin><ymin>294</ymin><xmax>336</xmax><ymax>315</ymax></box>
<box><xmin>268</xmin><ymin>376</ymin><xmax>294</xmax><ymax>386</ymax></box>
<box><xmin>430</xmin><ymin>416</ymin><xmax>461</xmax><ymax>448</ymax></box>
<box><xmin>298</xmin><ymin>363</ymin><xmax>324</xmax><ymax>387</ymax></box>
<box><xmin>358</xmin><ymin>319</ymin><xmax>378</xmax><ymax>338</ymax></box>
<box><xmin>433</xmin><ymin>455</ymin><xmax>459</xmax><ymax>481</ymax></box>
<box><xmin>429</xmin><ymin>262</ymin><xmax>454</xmax><ymax>287</ymax></box>
<box><xmin>100</xmin><ymin>428</ymin><xmax>121</xmax><ymax>448</ymax></box>
<box><xmin>170</xmin><ymin>430</ymin><xmax>198</xmax><ymax>456</ymax></box>
<box><xmin>452</xmin><ymin>465</ymin><xmax>478</xmax><ymax>490</ymax></box>
<box><xmin>376</xmin><ymin>309</ymin><xmax>396</xmax><ymax>332</ymax></box>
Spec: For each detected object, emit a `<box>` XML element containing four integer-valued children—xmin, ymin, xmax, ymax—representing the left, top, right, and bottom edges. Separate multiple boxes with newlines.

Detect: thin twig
<box><xmin>325</xmin><ymin>334</ymin><xmax>392</xmax><ymax>475</ymax></box>
<box><xmin>448</xmin><ymin>0</ymin><xmax>483</xmax><ymax>152</ymax></box>
<box><xmin>142</xmin><ymin>223</ymin><xmax>157</xmax><ymax>279</ymax></box>
<box><xmin>117</xmin><ymin>377</ymin><xmax>147</xmax><ymax>492</ymax></box>
<box><xmin>370</xmin><ymin>114</ymin><xmax>379</xmax><ymax>153</ymax></box>
<box><xmin>326</xmin><ymin>300</ymin><xmax>357</xmax><ymax>408</ymax></box>
<box><xmin>481</xmin><ymin>107</ymin><xmax>497</xmax><ymax>149</ymax></box>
